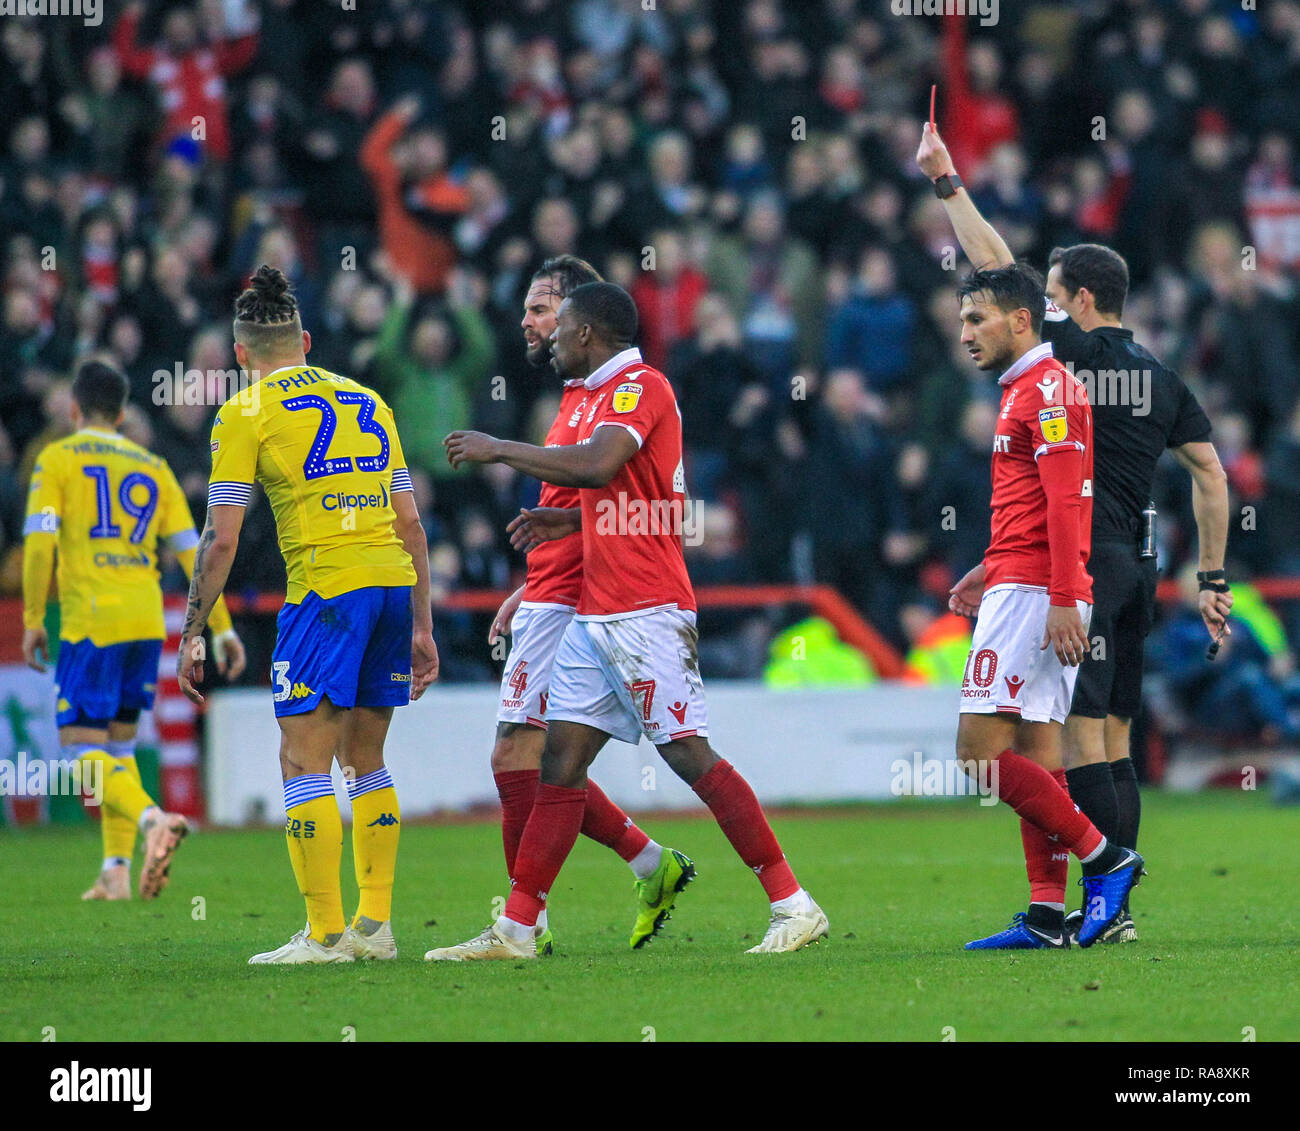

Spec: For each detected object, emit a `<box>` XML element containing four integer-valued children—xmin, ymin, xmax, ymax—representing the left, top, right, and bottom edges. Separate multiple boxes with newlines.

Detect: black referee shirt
<box><xmin>1042</xmin><ymin>306</ymin><xmax>1212</xmax><ymax>541</ymax></box>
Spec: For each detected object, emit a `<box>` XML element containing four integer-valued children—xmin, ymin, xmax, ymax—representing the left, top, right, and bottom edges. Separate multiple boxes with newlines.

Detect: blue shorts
<box><xmin>54</xmin><ymin>638</ymin><xmax>162</xmax><ymax>729</ymax></box>
<box><xmin>271</xmin><ymin>586</ymin><xmax>413</xmax><ymax>718</ymax></box>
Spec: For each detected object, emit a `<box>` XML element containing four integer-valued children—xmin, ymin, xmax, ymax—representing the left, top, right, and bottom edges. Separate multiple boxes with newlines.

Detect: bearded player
<box><xmin>946</xmin><ymin>262</ymin><xmax>1143</xmax><ymax>949</ymax></box>
<box><xmin>488</xmin><ymin>255</ymin><xmax>693</xmax><ymax>954</ymax></box>
<box><xmin>431</xmin><ymin>282</ymin><xmax>827</xmax><ymax>959</ymax></box>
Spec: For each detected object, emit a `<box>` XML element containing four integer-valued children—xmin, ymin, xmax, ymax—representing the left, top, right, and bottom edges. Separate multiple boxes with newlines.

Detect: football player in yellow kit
<box><xmin>23</xmin><ymin>360</ymin><xmax>246</xmax><ymax>901</ymax></box>
<box><xmin>178</xmin><ymin>266</ymin><xmax>437</xmax><ymax>964</ymax></box>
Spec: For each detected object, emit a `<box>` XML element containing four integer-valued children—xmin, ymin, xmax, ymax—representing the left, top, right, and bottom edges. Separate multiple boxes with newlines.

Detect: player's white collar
<box><xmin>563</xmin><ymin>377</ymin><xmax>586</xmax><ymax>387</ymax></box>
<box><xmin>584</xmin><ymin>347</ymin><xmax>643</xmax><ymax>391</ymax></box>
<box><xmin>998</xmin><ymin>341</ymin><xmax>1054</xmax><ymax>386</ymax></box>
<box><xmin>264</xmin><ymin>364</ymin><xmax>307</xmax><ymax>379</ymax></box>
<box><xmin>79</xmin><ymin>427</ymin><xmax>121</xmax><ymax>439</ymax></box>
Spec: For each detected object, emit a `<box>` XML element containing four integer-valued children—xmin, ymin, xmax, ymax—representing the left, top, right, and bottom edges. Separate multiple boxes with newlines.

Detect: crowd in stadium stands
<box><xmin>2</xmin><ymin>0</ymin><xmax>1300</xmax><ymax>736</ymax></box>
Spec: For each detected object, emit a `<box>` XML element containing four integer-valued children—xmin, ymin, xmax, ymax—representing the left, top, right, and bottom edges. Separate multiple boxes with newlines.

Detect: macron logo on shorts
<box><xmin>1004</xmin><ymin>675</ymin><xmax>1024</xmax><ymax>699</ymax></box>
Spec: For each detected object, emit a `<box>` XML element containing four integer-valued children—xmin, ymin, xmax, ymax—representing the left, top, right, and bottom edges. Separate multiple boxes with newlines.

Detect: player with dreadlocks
<box><xmin>178</xmin><ymin>265</ymin><xmax>438</xmax><ymax>964</ymax></box>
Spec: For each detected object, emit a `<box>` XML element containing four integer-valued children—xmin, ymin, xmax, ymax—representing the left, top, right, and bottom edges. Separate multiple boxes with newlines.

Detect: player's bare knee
<box><xmin>1063</xmin><ymin>714</ymin><xmax>1107</xmax><ymax>767</ymax></box>
<box><xmin>491</xmin><ymin>722</ymin><xmax>544</xmax><ymax>773</ymax></box>
<box><xmin>538</xmin><ymin>735</ymin><xmax>592</xmax><ymax>788</ymax></box>
<box><xmin>954</xmin><ymin>722</ymin><xmax>985</xmax><ymax>765</ymax></box>
<box><xmin>278</xmin><ymin>747</ymin><xmax>305</xmax><ymax>782</ymax></box>
<box><xmin>658</xmin><ymin>735</ymin><xmax>717</xmax><ymax>786</ymax></box>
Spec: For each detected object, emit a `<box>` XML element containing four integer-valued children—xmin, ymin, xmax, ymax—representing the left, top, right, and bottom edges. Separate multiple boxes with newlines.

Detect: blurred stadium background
<box><xmin>3</xmin><ymin>0</ymin><xmax>1300</xmax><ymax>825</ymax></box>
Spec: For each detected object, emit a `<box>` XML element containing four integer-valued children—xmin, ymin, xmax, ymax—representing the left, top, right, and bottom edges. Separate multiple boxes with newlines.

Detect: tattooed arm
<box><xmin>177</xmin><ymin>505</ymin><xmax>245</xmax><ymax>704</ymax></box>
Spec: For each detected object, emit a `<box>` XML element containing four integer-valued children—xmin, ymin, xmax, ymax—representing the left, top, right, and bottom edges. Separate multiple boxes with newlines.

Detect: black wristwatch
<box><xmin>933</xmin><ymin>173</ymin><xmax>964</xmax><ymax>200</ymax></box>
<box><xmin>1197</xmin><ymin>569</ymin><xmax>1229</xmax><ymax>593</ymax></box>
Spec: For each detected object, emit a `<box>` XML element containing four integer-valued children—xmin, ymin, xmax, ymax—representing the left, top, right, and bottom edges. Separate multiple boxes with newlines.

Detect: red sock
<box><xmin>692</xmin><ymin>760</ymin><xmax>798</xmax><ymax>901</ymax></box>
<box><xmin>582</xmin><ymin>778</ymin><xmax>651</xmax><ymax>862</ymax></box>
<box><xmin>1020</xmin><ymin>768</ymin><xmax>1071</xmax><ymax>905</ymax></box>
<box><xmin>494</xmin><ymin>769</ymin><xmax>539</xmax><ymax>881</ymax></box>
<box><xmin>503</xmin><ymin>783</ymin><xmax>586</xmax><ymax>927</ymax></box>
<box><xmin>996</xmin><ymin>750</ymin><xmax>1103</xmax><ymax>860</ymax></box>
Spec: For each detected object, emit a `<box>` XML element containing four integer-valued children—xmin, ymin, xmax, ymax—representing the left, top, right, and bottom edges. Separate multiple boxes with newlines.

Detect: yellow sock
<box><xmin>283</xmin><ymin>774</ymin><xmax>344</xmax><ymax>942</ymax></box>
<box><xmin>101</xmin><ymin>747</ymin><xmax>140</xmax><ymax>861</ymax></box>
<box><xmin>347</xmin><ymin>768</ymin><xmax>400</xmax><ymax>924</ymax></box>
<box><xmin>75</xmin><ymin>747</ymin><xmax>155</xmax><ymax>826</ymax></box>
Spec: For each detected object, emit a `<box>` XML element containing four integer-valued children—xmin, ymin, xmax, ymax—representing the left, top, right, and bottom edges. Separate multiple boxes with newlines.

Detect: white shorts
<box><xmin>959</xmin><ymin>583</ymin><xmax>1093</xmax><ymax>725</ymax></box>
<box><xmin>546</xmin><ymin>607</ymin><xmax>709</xmax><ymax>746</ymax></box>
<box><xmin>496</xmin><ymin>603</ymin><xmax>575</xmax><ymax>728</ymax></box>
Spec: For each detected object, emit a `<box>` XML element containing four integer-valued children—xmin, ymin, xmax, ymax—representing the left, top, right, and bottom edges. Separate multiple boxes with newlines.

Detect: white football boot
<box><xmin>139</xmin><ymin>809</ymin><xmax>188</xmax><ymax>900</ymax></box>
<box><xmin>249</xmin><ymin>924</ymin><xmax>355</xmax><ymax>965</ymax></box>
<box><xmin>346</xmin><ymin>918</ymin><xmax>397</xmax><ymax>960</ymax></box>
<box><xmin>82</xmin><ymin>862</ymin><xmax>131</xmax><ymax>901</ymax></box>
<box><xmin>425</xmin><ymin>923</ymin><xmax>537</xmax><ymax>962</ymax></box>
<box><xmin>746</xmin><ymin>900</ymin><xmax>830</xmax><ymax>954</ymax></box>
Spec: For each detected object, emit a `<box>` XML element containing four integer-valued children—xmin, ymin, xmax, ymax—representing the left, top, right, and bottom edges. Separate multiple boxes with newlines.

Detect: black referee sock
<box><xmin>1027</xmin><ymin>903</ymin><xmax>1065</xmax><ymax>933</ymax></box>
<box><xmin>1066</xmin><ymin>761</ymin><xmax>1120</xmax><ymax>844</ymax></box>
<box><xmin>1110</xmin><ymin>757</ymin><xmax>1141</xmax><ymax>851</ymax></box>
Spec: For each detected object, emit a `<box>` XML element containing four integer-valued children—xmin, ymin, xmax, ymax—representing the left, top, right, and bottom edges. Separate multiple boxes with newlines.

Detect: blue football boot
<box><xmin>1076</xmin><ymin>848</ymin><xmax>1145</xmax><ymax>948</ymax></box>
<box><xmin>965</xmin><ymin>911</ymin><xmax>1069</xmax><ymax>950</ymax></box>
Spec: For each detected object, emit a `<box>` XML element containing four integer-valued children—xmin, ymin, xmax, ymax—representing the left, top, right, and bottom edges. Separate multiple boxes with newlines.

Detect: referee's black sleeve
<box><xmin>1167</xmin><ymin>379</ymin><xmax>1213</xmax><ymax>447</ymax></box>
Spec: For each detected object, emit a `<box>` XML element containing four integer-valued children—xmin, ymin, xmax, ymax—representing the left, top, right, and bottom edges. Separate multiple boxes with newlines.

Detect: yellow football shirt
<box><xmin>23</xmin><ymin>428</ymin><xmax>230</xmax><ymax>646</ymax></box>
<box><xmin>208</xmin><ymin>366</ymin><xmax>416</xmax><ymax>603</ymax></box>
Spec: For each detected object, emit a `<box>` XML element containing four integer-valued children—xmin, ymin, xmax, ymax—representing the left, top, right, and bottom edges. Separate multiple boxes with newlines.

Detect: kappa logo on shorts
<box><xmin>1004</xmin><ymin>674</ymin><xmax>1025</xmax><ymax>699</ymax></box>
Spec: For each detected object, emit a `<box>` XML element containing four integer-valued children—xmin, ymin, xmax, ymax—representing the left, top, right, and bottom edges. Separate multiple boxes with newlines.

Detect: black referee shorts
<box><xmin>1071</xmin><ymin>538</ymin><xmax>1159</xmax><ymax>721</ymax></box>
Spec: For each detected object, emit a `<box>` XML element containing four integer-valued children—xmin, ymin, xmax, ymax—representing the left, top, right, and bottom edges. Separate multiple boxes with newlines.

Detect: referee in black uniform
<box><xmin>918</xmin><ymin>123</ymin><xmax>1234</xmax><ymax>942</ymax></box>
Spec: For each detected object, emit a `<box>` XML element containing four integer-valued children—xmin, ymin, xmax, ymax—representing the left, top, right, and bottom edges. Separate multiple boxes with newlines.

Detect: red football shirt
<box><xmin>521</xmin><ymin>379</ymin><xmax>587</xmax><ymax>606</ymax></box>
<box><xmin>986</xmin><ymin>343</ymin><xmax>1094</xmax><ymax>605</ymax></box>
<box><xmin>572</xmin><ymin>349</ymin><xmax>696</xmax><ymax>618</ymax></box>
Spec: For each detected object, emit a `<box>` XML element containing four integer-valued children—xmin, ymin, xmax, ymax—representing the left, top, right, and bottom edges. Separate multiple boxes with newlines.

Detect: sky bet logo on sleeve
<box><xmin>1038</xmin><ymin>407</ymin><xmax>1068</xmax><ymax>443</ymax></box>
<box><xmin>612</xmin><ymin>383</ymin><xmax>643</xmax><ymax>413</ymax></box>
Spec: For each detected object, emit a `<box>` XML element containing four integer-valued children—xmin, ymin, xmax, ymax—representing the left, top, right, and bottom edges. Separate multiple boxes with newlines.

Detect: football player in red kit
<box><xmin>486</xmin><ymin>257</ymin><xmax>692</xmax><ymax>954</ymax></box>
<box><xmin>430</xmin><ymin>282</ymin><xmax>827</xmax><ymax>959</ymax></box>
<box><xmin>946</xmin><ymin>263</ymin><xmax>1144</xmax><ymax>949</ymax></box>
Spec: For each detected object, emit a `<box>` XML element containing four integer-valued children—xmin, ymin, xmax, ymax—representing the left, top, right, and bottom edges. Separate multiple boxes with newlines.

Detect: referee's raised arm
<box><xmin>915</xmin><ymin>123</ymin><xmax>1014</xmax><ymax>270</ymax></box>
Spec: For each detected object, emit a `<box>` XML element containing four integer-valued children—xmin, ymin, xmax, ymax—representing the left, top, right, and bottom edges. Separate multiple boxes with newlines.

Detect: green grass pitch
<box><xmin>2</xmin><ymin>791</ymin><xmax>1296</xmax><ymax>1042</ymax></box>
